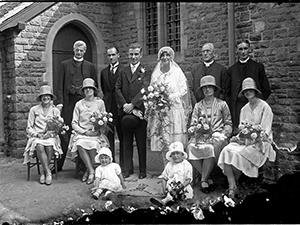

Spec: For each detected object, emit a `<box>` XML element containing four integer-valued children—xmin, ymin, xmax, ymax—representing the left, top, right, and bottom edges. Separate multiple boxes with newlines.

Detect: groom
<box><xmin>115</xmin><ymin>43</ymin><xmax>151</xmax><ymax>179</ymax></box>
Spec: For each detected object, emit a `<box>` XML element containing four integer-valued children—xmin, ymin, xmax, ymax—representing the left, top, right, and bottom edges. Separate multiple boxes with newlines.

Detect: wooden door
<box><xmin>52</xmin><ymin>23</ymin><xmax>93</xmax><ymax>96</ymax></box>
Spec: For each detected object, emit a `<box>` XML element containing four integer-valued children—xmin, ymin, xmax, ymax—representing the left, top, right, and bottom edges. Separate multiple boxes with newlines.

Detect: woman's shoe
<box><xmin>81</xmin><ymin>171</ymin><xmax>88</xmax><ymax>182</ymax></box>
<box><xmin>39</xmin><ymin>174</ymin><xmax>46</xmax><ymax>184</ymax></box>
<box><xmin>86</xmin><ymin>173</ymin><xmax>94</xmax><ymax>185</ymax></box>
<box><xmin>45</xmin><ymin>173</ymin><xmax>52</xmax><ymax>185</ymax></box>
<box><xmin>227</xmin><ymin>187</ymin><xmax>238</xmax><ymax>199</ymax></box>
<box><xmin>200</xmin><ymin>181</ymin><xmax>210</xmax><ymax>194</ymax></box>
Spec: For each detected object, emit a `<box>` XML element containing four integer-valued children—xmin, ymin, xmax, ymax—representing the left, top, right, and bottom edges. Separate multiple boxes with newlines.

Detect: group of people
<box><xmin>23</xmin><ymin>39</ymin><xmax>276</xmax><ymax>201</ymax></box>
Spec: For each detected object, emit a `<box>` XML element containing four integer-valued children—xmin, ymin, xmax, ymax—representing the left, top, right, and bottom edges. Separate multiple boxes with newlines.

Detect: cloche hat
<box><xmin>200</xmin><ymin>75</ymin><xmax>221</xmax><ymax>90</ymax></box>
<box><xmin>37</xmin><ymin>85</ymin><xmax>55</xmax><ymax>101</ymax></box>
<box><xmin>81</xmin><ymin>78</ymin><xmax>97</xmax><ymax>91</ymax></box>
<box><xmin>166</xmin><ymin>141</ymin><xmax>187</xmax><ymax>162</ymax></box>
<box><xmin>238</xmin><ymin>77</ymin><xmax>262</xmax><ymax>97</ymax></box>
<box><xmin>95</xmin><ymin>147</ymin><xmax>113</xmax><ymax>163</ymax></box>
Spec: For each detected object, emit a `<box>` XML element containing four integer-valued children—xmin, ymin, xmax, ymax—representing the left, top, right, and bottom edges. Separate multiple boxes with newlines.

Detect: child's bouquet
<box><xmin>45</xmin><ymin>116</ymin><xmax>69</xmax><ymax>137</ymax></box>
<box><xmin>188</xmin><ymin>116</ymin><xmax>212</xmax><ymax>144</ymax></box>
<box><xmin>168</xmin><ymin>180</ymin><xmax>187</xmax><ymax>201</ymax></box>
<box><xmin>141</xmin><ymin>82</ymin><xmax>172</xmax><ymax>118</ymax></box>
<box><xmin>90</xmin><ymin>112</ymin><xmax>113</xmax><ymax>134</ymax></box>
<box><xmin>233</xmin><ymin>121</ymin><xmax>269</xmax><ymax>146</ymax></box>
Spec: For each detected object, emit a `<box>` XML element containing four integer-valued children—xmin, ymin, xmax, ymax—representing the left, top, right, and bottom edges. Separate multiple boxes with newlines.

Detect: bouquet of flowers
<box><xmin>233</xmin><ymin>121</ymin><xmax>269</xmax><ymax>146</ymax></box>
<box><xmin>141</xmin><ymin>82</ymin><xmax>173</xmax><ymax>157</ymax></box>
<box><xmin>188</xmin><ymin>116</ymin><xmax>212</xmax><ymax>143</ymax></box>
<box><xmin>90</xmin><ymin>112</ymin><xmax>113</xmax><ymax>134</ymax></box>
<box><xmin>168</xmin><ymin>180</ymin><xmax>187</xmax><ymax>201</ymax></box>
<box><xmin>141</xmin><ymin>82</ymin><xmax>172</xmax><ymax>117</ymax></box>
<box><xmin>45</xmin><ymin>116</ymin><xmax>69</xmax><ymax>137</ymax></box>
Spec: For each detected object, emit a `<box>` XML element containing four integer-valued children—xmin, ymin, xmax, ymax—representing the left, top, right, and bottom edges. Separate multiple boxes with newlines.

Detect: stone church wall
<box><xmin>112</xmin><ymin>2</ymin><xmax>300</xmax><ymax>144</ymax></box>
<box><xmin>1</xmin><ymin>2</ymin><xmax>114</xmax><ymax>156</ymax></box>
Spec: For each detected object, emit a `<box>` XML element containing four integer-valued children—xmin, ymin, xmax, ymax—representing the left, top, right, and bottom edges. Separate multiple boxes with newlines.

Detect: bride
<box><xmin>148</xmin><ymin>46</ymin><xmax>192</xmax><ymax>164</ymax></box>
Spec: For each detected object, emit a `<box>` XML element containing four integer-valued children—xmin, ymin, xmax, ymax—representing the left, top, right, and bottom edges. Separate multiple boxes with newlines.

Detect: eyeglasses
<box><xmin>238</xmin><ymin>47</ymin><xmax>249</xmax><ymax>51</ymax></box>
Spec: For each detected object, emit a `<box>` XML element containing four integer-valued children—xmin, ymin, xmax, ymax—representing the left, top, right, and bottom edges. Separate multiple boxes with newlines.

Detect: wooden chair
<box><xmin>27</xmin><ymin>151</ymin><xmax>58</xmax><ymax>181</ymax></box>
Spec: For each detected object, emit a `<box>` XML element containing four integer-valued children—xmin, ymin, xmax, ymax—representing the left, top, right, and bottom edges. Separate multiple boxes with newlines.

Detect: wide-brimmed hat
<box><xmin>238</xmin><ymin>77</ymin><xmax>262</xmax><ymax>97</ymax></box>
<box><xmin>95</xmin><ymin>147</ymin><xmax>112</xmax><ymax>163</ymax></box>
<box><xmin>37</xmin><ymin>85</ymin><xmax>55</xmax><ymax>101</ymax></box>
<box><xmin>200</xmin><ymin>75</ymin><xmax>221</xmax><ymax>90</ymax></box>
<box><xmin>81</xmin><ymin>78</ymin><xmax>97</xmax><ymax>91</ymax></box>
<box><xmin>166</xmin><ymin>141</ymin><xmax>187</xmax><ymax>162</ymax></box>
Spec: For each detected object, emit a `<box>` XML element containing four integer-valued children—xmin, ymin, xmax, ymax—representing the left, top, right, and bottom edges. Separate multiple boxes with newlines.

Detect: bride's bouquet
<box><xmin>141</xmin><ymin>82</ymin><xmax>172</xmax><ymax>118</ymax></box>
<box><xmin>188</xmin><ymin>116</ymin><xmax>212</xmax><ymax>143</ymax></box>
<box><xmin>141</xmin><ymin>82</ymin><xmax>173</xmax><ymax>155</ymax></box>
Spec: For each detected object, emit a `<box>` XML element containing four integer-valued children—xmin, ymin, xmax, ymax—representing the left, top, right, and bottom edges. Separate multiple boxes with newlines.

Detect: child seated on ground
<box><xmin>151</xmin><ymin>141</ymin><xmax>193</xmax><ymax>206</ymax></box>
<box><xmin>91</xmin><ymin>147</ymin><xmax>126</xmax><ymax>200</ymax></box>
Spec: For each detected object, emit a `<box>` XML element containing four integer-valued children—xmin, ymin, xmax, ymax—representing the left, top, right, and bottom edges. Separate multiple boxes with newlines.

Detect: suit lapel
<box><xmin>104</xmin><ymin>66</ymin><xmax>113</xmax><ymax>90</ymax></box>
<box><xmin>130</xmin><ymin>64</ymin><xmax>141</xmax><ymax>83</ymax></box>
<box><xmin>124</xmin><ymin>66</ymin><xmax>132</xmax><ymax>83</ymax></box>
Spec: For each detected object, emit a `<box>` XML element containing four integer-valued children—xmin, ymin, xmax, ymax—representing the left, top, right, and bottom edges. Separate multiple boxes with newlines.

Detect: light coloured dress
<box><xmin>149</xmin><ymin>67</ymin><xmax>189</xmax><ymax>152</ymax></box>
<box><xmin>188</xmin><ymin>97</ymin><xmax>232</xmax><ymax>160</ymax></box>
<box><xmin>217</xmin><ymin>99</ymin><xmax>276</xmax><ymax>177</ymax></box>
<box><xmin>23</xmin><ymin>104</ymin><xmax>63</xmax><ymax>164</ymax></box>
<box><xmin>158</xmin><ymin>159</ymin><xmax>194</xmax><ymax>199</ymax></box>
<box><xmin>94</xmin><ymin>162</ymin><xmax>123</xmax><ymax>192</ymax></box>
<box><xmin>68</xmin><ymin>98</ymin><xmax>109</xmax><ymax>158</ymax></box>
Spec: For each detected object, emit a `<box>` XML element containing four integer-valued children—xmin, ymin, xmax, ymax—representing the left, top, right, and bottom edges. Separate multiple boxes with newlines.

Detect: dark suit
<box><xmin>224</xmin><ymin>58</ymin><xmax>271</xmax><ymax>132</ymax></box>
<box><xmin>100</xmin><ymin>64</ymin><xmax>124</xmax><ymax>165</ymax></box>
<box><xmin>56</xmin><ymin>58</ymin><xmax>97</xmax><ymax>171</ymax></box>
<box><xmin>115</xmin><ymin>64</ymin><xmax>151</xmax><ymax>175</ymax></box>
<box><xmin>190</xmin><ymin>61</ymin><xmax>227</xmax><ymax>105</ymax></box>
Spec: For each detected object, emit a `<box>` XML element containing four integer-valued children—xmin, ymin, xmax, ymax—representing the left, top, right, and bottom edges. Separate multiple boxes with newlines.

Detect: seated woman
<box><xmin>23</xmin><ymin>84</ymin><xmax>63</xmax><ymax>185</ymax></box>
<box><xmin>69</xmin><ymin>78</ymin><xmax>109</xmax><ymax>185</ymax></box>
<box><xmin>187</xmin><ymin>75</ymin><xmax>232</xmax><ymax>193</ymax></box>
<box><xmin>218</xmin><ymin>77</ymin><xmax>276</xmax><ymax>198</ymax></box>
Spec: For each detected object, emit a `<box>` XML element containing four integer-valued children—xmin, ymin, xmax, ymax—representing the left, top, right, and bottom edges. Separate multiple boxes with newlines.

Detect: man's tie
<box><xmin>110</xmin><ymin>65</ymin><xmax>117</xmax><ymax>74</ymax></box>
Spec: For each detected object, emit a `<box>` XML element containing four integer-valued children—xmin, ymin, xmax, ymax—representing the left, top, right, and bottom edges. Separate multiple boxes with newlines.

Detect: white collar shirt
<box><xmin>130</xmin><ymin>62</ymin><xmax>140</xmax><ymax>74</ymax></box>
<box><xmin>110</xmin><ymin>62</ymin><xmax>119</xmax><ymax>74</ymax></box>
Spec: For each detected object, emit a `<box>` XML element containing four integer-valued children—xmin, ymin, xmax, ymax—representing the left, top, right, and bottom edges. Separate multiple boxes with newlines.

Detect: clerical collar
<box><xmin>110</xmin><ymin>62</ymin><xmax>119</xmax><ymax>68</ymax></box>
<box><xmin>239</xmin><ymin>57</ymin><xmax>250</xmax><ymax>64</ymax></box>
<box><xmin>203</xmin><ymin>60</ymin><xmax>214</xmax><ymax>67</ymax></box>
<box><xmin>73</xmin><ymin>57</ymin><xmax>84</xmax><ymax>62</ymax></box>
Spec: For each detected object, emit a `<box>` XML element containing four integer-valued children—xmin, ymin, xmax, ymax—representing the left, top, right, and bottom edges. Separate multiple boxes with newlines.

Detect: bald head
<box><xmin>201</xmin><ymin>43</ymin><xmax>215</xmax><ymax>63</ymax></box>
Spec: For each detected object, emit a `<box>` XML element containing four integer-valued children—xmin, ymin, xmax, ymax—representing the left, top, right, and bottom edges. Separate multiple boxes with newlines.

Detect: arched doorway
<box><xmin>52</xmin><ymin>23</ymin><xmax>93</xmax><ymax>95</ymax></box>
<box><xmin>45</xmin><ymin>13</ymin><xmax>105</xmax><ymax>89</ymax></box>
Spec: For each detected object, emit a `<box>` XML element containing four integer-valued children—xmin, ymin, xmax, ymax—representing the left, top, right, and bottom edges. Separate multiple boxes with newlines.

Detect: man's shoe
<box><xmin>138</xmin><ymin>173</ymin><xmax>146</xmax><ymax>179</ymax></box>
<box><xmin>123</xmin><ymin>172</ymin><xmax>130</xmax><ymax>178</ymax></box>
<box><xmin>150</xmin><ymin>197</ymin><xmax>164</xmax><ymax>207</ymax></box>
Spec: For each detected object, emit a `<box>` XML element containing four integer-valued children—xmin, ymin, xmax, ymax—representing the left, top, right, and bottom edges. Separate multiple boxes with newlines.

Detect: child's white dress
<box><xmin>95</xmin><ymin>162</ymin><xmax>123</xmax><ymax>192</ymax></box>
<box><xmin>158</xmin><ymin>159</ymin><xmax>193</xmax><ymax>199</ymax></box>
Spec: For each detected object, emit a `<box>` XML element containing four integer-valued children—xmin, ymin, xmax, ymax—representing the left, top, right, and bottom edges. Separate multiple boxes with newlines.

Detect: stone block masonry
<box><xmin>0</xmin><ymin>2</ymin><xmax>299</xmax><ymax>157</ymax></box>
